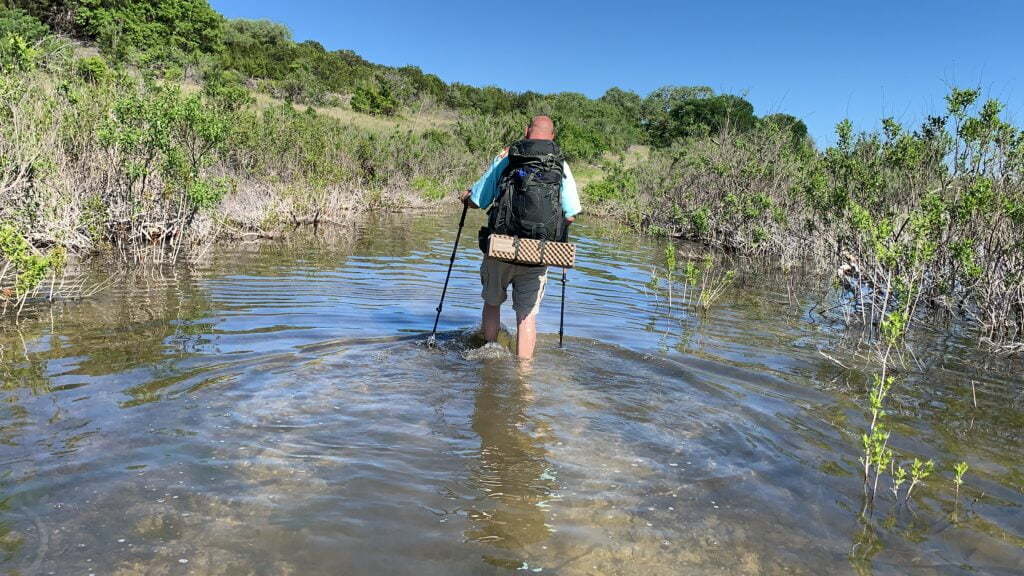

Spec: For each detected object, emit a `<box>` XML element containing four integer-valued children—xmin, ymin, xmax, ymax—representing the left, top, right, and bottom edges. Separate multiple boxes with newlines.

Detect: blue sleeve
<box><xmin>560</xmin><ymin>163</ymin><xmax>582</xmax><ymax>218</ymax></box>
<box><xmin>469</xmin><ymin>155</ymin><xmax>509</xmax><ymax>211</ymax></box>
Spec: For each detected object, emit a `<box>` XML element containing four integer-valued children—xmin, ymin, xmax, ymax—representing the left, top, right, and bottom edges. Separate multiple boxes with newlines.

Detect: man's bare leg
<box><xmin>482</xmin><ymin>303</ymin><xmax>501</xmax><ymax>342</ymax></box>
<box><xmin>516</xmin><ymin>310</ymin><xmax>538</xmax><ymax>359</ymax></box>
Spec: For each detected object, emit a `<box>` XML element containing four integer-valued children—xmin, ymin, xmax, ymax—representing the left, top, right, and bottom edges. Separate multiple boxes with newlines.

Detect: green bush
<box><xmin>454</xmin><ymin>113</ymin><xmax>524</xmax><ymax>156</ymax></box>
<box><xmin>350</xmin><ymin>79</ymin><xmax>400</xmax><ymax>116</ymax></box>
<box><xmin>74</xmin><ymin>0</ymin><xmax>224</xmax><ymax>62</ymax></box>
<box><xmin>583</xmin><ymin>161</ymin><xmax>636</xmax><ymax>203</ymax></box>
<box><xmin>411</xmin><ymin>176</ymin><xmax>446</xmax><ymax>200</ymax></box>
<box><xmin>201</xmin><ymin>67</ymin><xmax>252</xmax><ymax>111</ymax></box>
<box><xmin>75</xmin><ymin>55</ymin><xmax>109</xmax><ymax>83</ymax></box>
<box><xmin>555</xmin><ymin>120</ymin><xmax>604</xmax><ymax>162</ymax></box>
<box><xmin>0</xmin><ymin>223</ymin><xmax>65</xmax><ymax>299</ymax></box>
<box><xmin>0</xmin><ymin>33</ymin><xmax>40</xmax><ymax>71</ymax></box>
<box><xmin>0</xmin><ymin>7</ymin><xmax>49</xmax><ymax>41</ymax></box>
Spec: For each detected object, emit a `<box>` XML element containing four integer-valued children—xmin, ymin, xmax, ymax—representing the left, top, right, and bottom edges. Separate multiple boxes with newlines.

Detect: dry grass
<box><xmin>180</xmin><ymin>79</ymin><xmax>459</xmax><ymax>133</ymax></box>
<box><xmin>249</xmin><ymin>92</ymin><xmax>458</xmax><ymax>133</ymax></box>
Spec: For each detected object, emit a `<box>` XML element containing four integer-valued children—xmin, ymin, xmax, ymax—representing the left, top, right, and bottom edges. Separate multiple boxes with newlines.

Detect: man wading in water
<box><xmin>460</xmin><ymin>116</ymin><xmax>582</xmax><ymax>360</ymax></box>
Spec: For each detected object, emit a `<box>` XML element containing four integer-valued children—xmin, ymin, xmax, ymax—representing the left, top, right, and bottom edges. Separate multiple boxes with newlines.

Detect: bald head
<box><xmin>526</xmin><ymin>115</ymin><xmax>555</xmax><ymax>140</ymax></box>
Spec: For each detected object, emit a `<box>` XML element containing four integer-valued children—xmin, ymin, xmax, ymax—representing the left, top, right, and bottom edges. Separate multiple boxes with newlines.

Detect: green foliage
<box><xmin>411</xmin><ymin>176</ymin><xmax>446</xmax><ymax>200</ymax></box>
<box><xmin>640</xmin><ymin>85</ymin><xmax>712</xmax><ymax>145</ymax></box>
<box><xmin>880</xmin><ymin>309</ymin><xmax>907</xmax><ymax>344</ymax></box>
<box><xmin>186</xmin><ymin>176</ymin><xmax>229</xmax><ymax>210</ymax></box>
<box><xmin>97</xmin><ymin>78</ymin><xmax>231</xmax><ymax>214</ymax></box>
<box><xmin>600</xmin><ymin>87</ymin><xmax>642</xmax><ymax>123</ymax></box>
<box><xmin>640</xmin><ymin>86</ymin><xmax>759</xmax><ymax>146</ymax></box>
<box><xmin>664</xmin><ymin>243</ymin><xmax>676</xmax><ymax>275</ymax></box>
<box><xmin>908</xmin><ymin>458</ymin><xmax>934</xmax><ymax>496</ymax></box>
<box><xmin>555</xmin><ymin>119</ymin><xmax>603</xmax><ymax>162</ymax></box>
<box><xmin>0</xmin><ymin>223</ymin><xmax>65</xmax><ymax>299</ymax></box>
<box><xmin>762</xmin><ymin>113</ymin><xmax>810</xmax><ymax>149</ymax></box>
<box><xmin>454</xmin><ymin>113</ymin><xmax>524</xmax><ymax>157</ymax></box>
<box><xmin>0</xmin><ymin>6</ymin><xmax>49</xmax><ymax>41</ymax></box>
<box><xmin>584</xmin><ymin>161</ymin><xmax>636</xmax><ymax>203</ymax></box>
<box><xmin>689</xmin><ymin>207</ymin><xmax>711</xmax><ymax>238</ymax></box>
<box><xmin>953</xmin><ymin>461</ymin><xmax>968</xmax><ymax>488</ymax></box>
<box><xmin>891</xmin><ymin>463</ymin><xmax>907</xmax><ymax>499</ymax></box>
<box><xmin>0</xmin><ymin>31</ymin><xmax>40</xmax><ymax>71</ymax></box>
<box><xmin>74</xmin><ymin>55</ymin><xmax>108</xmax><ymax>82</ymax></box>
<box><xmin>201</xmin><ymin>67</ymin><xmax>251</xmax><ymax>111</ymax></box>
<box><xmin>350</xmin><ymin>78</ymin><xmax>400</xmax><ymax>116</ymax></box>
<box><xmin>74</xmin><ymin>0</ymin><xmax>224</xmax><ymax>62</ymax></box>
<box><xmin>669</xmin><ymin>94</ymin><xmax>756</xmax><ymax>139</ymax></box>
<box><xmin>686</xmin><ymin>256</ymin><xmax>734</xmax><ymax>311</ymax></box>
<box><xmin>278</xmin><ymin>63</ymin><xmax>327</xmax><ymax>105</ymax></box>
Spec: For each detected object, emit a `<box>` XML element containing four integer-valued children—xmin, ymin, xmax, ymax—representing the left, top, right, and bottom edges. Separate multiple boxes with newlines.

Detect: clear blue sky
<box><xmin>209</xmin><ymin>0</ymin><xmax>1021</xmax><ymax>145</ymax></box>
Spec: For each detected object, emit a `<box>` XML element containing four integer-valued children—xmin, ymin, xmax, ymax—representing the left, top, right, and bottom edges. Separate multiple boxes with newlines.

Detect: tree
<box><xmin>74</xmin><ymin>0</ymin><xmax>224</xmax><ymax>61</ymax></box>
<box><xmin>668</xmin><ymin>94</ymin><xmax>756</xmax><ymax>139</ymax></box>
<box><xmin>350</xmin><ymin>78</ymin><xmax>399</xmax><ymax>116</ymax></box>
<box><xmin>6</xmin><ymin>0</ymin><xmax>74</xmax><ymax>32</ymax></box>
<box><xmin>0</xmin><ymin>6</ymin><xmax>49</xmax><ymax>41</ymax></box>
<box><xmin>600</xmin><ymin>87</ymin><xmax>642</xmax><ymax>121</ymax></box>
<box><xmin>641</xmin><ymin>85</ymin><xmax>714</xmax><ymax>146</ymax></box>
<box><xmin>762</xmin><ymin>113</ymin><xmax>810</xmax><ymax>149</ymax></box>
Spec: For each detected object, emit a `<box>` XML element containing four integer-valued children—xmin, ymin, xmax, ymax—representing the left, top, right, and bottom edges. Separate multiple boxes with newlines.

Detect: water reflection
<box><xmin>466</xmin><ymin>363</ymin><xmax>557</xmax><ymax>567</ymax></box>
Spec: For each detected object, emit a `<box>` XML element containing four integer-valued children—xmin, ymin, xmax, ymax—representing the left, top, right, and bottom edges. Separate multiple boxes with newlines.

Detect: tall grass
<box><xmin>0</xmin><ymin>36</ymin><xmax>504</xmax><ymax>252</ymax></box>
<box><xmin>0</xmin><ymin>32</ymin><xmax>526</xmax><ymax>313</ymax></box>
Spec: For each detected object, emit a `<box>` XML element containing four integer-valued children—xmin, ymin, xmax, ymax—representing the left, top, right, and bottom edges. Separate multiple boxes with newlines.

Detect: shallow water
<box><xmin>1</xmin><ymin>211</ymin><xmax>1021</xmax><ymax>575</ymax></box>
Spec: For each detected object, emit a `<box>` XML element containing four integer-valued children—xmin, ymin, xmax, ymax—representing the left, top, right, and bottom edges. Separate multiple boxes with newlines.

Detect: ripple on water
<box><xmin>1</xmin><ymin>213</ymin><xmax>1022</xmax><ymax>575</ymax></box>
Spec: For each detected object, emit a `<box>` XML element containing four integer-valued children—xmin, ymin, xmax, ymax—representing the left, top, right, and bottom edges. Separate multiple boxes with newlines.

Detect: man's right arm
<box><xmin>461</xmin><ymin>153</ymin><xmax>509</xmax><ymax>209</ymax></box>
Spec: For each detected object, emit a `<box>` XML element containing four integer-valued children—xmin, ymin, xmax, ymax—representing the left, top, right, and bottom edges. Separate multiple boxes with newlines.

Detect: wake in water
<box><xmin>462</xmin><ymin>341</ymin><xmax>511</xmax><ymax>361</ymax></box>
<box><xmin>421</xmin><ymin>326</ymin><xmax>518</xmax><ymax>361</ymax></box>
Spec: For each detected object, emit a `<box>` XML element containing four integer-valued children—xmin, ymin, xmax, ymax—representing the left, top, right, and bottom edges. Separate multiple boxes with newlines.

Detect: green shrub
<box><xmin>0</xmin><ymin>7</ymin><xmax>49</xmax><ymax>41</ymax></box>
<box><xmin>0</xmin><ymin>33</ymin><xmax>40</xmax><ymax>71</ymax></box>
<box><xmin>202</xmin><ymin>67</ymin><xmax>252</xmax><ymax>111</ymax></box>
<box><xmin>278</xmin><ymin>64</ymin><xmax>327</xmax><ymax>105</ymax></box>
<box><xmin>75</xmin><ymin>55</ymin><xmax>109</xmax><ymax>83</ymax></box>
<box><xmin>350</xmin><ymin>80</ymin><xmax>400</xmax><ymax>116</ymax></box>
<box><xmin>0</xmin><ymin>224</ymin><xmax>65</xmax><ymax>299</ymax></box>
<box><xmin>74</xmin><ymin>0</ymin><xmax>224</xmax><ymax>62</ymax></box>
<box><xmin>583</xmin><ymin>161</ymin><xmax>635</xmax><ymax>203</ymax></box>
<box><xmin>186</xmin><ymin>177</ymin><xmax>230</xmax><ymax>210</ymax></box>
<box><xmin>411</xmin><ymin>176</ymin><xmax>446</xmax><ymax>200</ymax></box>
<box><xmin>454</xmin><ymin>113</ymin><xmax>524</xmax><ymax>156</ymax></box>
<box><xmin>555</xmin><ymin>120</ymin><xmax>604</xmax><ymax>162</ymax></box>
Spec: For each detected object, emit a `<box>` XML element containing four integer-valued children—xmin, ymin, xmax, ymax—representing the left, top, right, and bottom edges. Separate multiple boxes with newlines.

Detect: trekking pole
<box><xmin>428</xmin><ymin>201</ymin><xmax>470</xmax><ymax>346</ymax></box>
<box><xmin>559</xmin><ymin>267</ymin><xmax>567</xmax><ymax>348</ymax></box>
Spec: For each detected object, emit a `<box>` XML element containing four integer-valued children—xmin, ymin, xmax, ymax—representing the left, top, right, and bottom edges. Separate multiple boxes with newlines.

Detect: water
<box><xmin>1</xmin><ymin>211</ymin><xmax>1021</xmax><ymax>575</ymax></box>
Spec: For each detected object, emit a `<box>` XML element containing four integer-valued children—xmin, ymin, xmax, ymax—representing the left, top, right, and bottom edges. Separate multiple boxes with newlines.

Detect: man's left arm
<box><xmin>560</xmin><ymin>162</ymin><xmax>582</xmax><ymax>222</ymax></box>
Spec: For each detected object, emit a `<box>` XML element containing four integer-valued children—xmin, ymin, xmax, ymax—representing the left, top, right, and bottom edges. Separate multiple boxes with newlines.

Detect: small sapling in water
<box><xmin>952</xmin><ymin>461</ymin><xmax>969</xmax><ymax>519</ymax></box>
<box><xmin>665</xmin><ymin>243</ymin><xmax>676</xmax><ymax>306</ymax></box>
<box><xmin>890</xmin><ymin>461</ymin><xmax>907</xmax><ymax>501</ymax></box>
<box><xmin>904</xmin><ymin>458</ymin><xmax>934</xmax><ymax>507</ymax></box>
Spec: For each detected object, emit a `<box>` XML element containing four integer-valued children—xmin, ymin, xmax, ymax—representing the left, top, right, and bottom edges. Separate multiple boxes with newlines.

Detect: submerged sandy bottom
<box><xmin>2</xmin><ymin>213</ymin><xmax>1021</xmax><ymax>575</ymax></box>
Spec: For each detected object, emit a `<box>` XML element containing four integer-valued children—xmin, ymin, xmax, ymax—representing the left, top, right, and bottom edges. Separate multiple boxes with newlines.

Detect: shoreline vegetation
<box><xmin>1</xmin><ymin>2</ymin><xmax>1022</xmax><ymax>352</ymax></box>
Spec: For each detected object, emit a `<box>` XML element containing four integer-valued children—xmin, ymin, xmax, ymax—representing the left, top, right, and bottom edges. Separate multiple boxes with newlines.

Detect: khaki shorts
<box><xmin>480</xmin><ymin>257</ymin><xmax>548</xmax><ymax>318</ymax></box>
